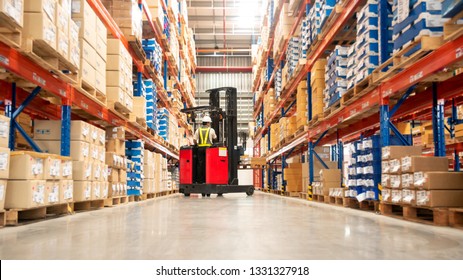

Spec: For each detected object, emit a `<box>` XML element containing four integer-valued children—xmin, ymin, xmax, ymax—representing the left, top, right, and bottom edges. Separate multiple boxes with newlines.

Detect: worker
<box><xmin>194</xmin><ymin>115</ymin><xmax>217</xmax><ymax>183</ymax></box>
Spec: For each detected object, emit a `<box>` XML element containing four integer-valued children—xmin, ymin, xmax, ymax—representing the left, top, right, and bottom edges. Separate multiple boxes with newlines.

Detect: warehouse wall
<box><xmin>195</xmin><ymin>56</ymin><xmax>253</xmax><ymax>139</ymax></box>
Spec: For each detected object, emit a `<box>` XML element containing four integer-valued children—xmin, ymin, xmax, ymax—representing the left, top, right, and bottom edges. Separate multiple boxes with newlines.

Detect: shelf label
<box><xmin>338</xmin><ymin>116</ymin><xmax>344</xmax><ymax>123</ymax></box>
<box><xmin>80</xmin><ymin>101</ymin><xmax>88</xmax><ymax>110</ymax></box>
<box><xmin>409</xmin><ymin>71</ymin><xmax>423</xmax><ymax>84</ymax></box>
<box><xmin>0</xmin><ymin>55</ymin><xmax>9</xmax><ymax>66</ymax></box>
<box><xmin>362</xmin><ymin>101</ymin><xmax>369</xmax><ymax>109</ymax></box>
<box><xmin>97</xmin><ymin>111</ymin><xmax>103</xmax><ymax>118</ymax></box>
<box><xmin>59</xmin><ymin>89</ymin><xmax>67</xmax><ymax>97</ymax></box>
<box><xmin>32</xmin><ymin>73</ymin><xmax>46</xmax><ymax>86</ymax></box>
<box><xmin>111</xmin><ymin>119</ymin><xmax>119</xmax><ymax>125</ymax></box>
<box><xmin>457</xmin><ymin>47</ymin><xmax>463</xmax><ymax>59</ymax></box>
<box><xmin>349</xmin><ymin>109</ymin><xmax>357</xmax><ymax>117</ymax></box>
<box><xmin>384</xmin><ymin>88</ymin><xmax>393</xmax><ymax>97</ymax></box>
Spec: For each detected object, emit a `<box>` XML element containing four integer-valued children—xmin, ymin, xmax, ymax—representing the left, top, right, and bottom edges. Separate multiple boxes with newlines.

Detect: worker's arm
<box><xmin>210</xmin><ymin>128</ymin><xmax>217</xmax><ymax>140</ymax></box>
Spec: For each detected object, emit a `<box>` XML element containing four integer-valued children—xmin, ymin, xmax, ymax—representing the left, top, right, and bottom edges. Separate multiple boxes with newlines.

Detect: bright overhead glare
<box><xmin>237</xmin><ymin>0</ymin><xmax>260</xmax><ymax>27</ymax></box>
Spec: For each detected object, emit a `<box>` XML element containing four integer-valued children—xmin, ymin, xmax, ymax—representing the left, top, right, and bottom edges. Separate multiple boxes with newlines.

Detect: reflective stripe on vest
<box><xmin>198</xmin><ymin>127</ymin><xmax>212</xmax><ymax>147</ymax></box>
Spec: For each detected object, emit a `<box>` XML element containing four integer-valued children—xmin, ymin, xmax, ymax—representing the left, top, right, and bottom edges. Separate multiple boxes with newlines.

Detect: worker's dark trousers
<box><xmin>196</xmin><ymin>147</ymin><xmax>207</xmax><ymax>183</ymax></box>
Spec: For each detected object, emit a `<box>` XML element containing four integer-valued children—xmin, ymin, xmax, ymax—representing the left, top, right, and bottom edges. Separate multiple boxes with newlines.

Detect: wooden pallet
<box><xmin>108</xmin><ymin>101</ymin><xmax>132</xmax><ymax>120</ymax></box>
<box><xmin>74</xmin><ymin>79</ymin><xmax>107</xmax><ymax>107</ymax></box>
<box><xmin>20</xmin><ymin>38</ymin><xmax>78</xmax><ymax>84</ymax></box>
<box><xmin>380</xmin><ymin>202</ymin><xmax>449</xmax><ymax>226</ymax></box>
<box><xmin>312</xmin><ymin>194</ymin><xmax>328</xmax><ymax>203</ymax></box>
<box><xmin>5</xmin><ymin>203</ymin><xmax>73</xmax><ymax>226</ymax></box>
<box><xmin>299</xmin><ymin>192</ymin><xmax>308</xmax><ymax>200</ymax></box>
<box><xmin>329</xmin><ymin>196</ymin><xmax>344</xmax><ymax>206</ymax></box>
<box><xmin>444</xmin><ymin>10</ymin><xmax>463</xmax><ymax>42</ymax></box>
<box><xmin>373</xmin><ymin>36</ymin><xmax>444</xmax><ymax>84</ymax></box>
<box><xmin>104</xmin><ymin>196</ymin><xmax>129</xmax><ymax>207</ymax></box>
<box><xmin>340</xmin><ymin>88</ymin><xmax>355</xmax><ymax>106</ymax></box>
<box><xmin>343</xmin><ymin>197</ymin><xmax>379</xmax><ymax>212</ymax></box>
<box><xmin>0</xmin><ymin>12</ymin><xmax>22</xmax><ymax>49</ymax></box>
<box><xmin>323</xmin><ymin>99</ymin><xmax>342</xmax><ymax>118</ymax></box>
<box><xmin>0</xmin><ymin>210</ymin><xmax>5</xmax><ymax>227</ymax></box>
<box><xmin>250</xmin><ymin>163</ymin><xmax>266</xmax><ymax>169</ymax></box>
<box><xmin>449</xmin><ymin>208</ymin><xmax>463</xmax><ymax>229</ymax></box>
<box><xmin>127</xmin><ymin>35</ymin><xmax>146</xmax><ymax>61</ymax></box>
<box><xmin>283</xmin><ymin>191</ymin><xmax>300</xmax><ymax>197</ymax></box>
<box><xmin>74</xmin><ymin>199</ymin><xmax>105</xmax><ymax>212</ymax></box>
<box><xmin>308</xmin><ymin>114</ymin><xmax>323</xmax><ymax>127</ymax></box>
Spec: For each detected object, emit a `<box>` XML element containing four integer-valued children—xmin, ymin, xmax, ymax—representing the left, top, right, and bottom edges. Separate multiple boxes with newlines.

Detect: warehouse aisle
<box><xmin>1</xmin><ymin>192</ymin><xmax>463</xmax><ymax>259</ymax></box>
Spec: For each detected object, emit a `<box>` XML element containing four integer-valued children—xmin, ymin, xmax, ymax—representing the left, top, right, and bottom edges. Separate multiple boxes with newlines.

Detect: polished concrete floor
<box><xmin>0</xmin><ymin>192</ymin><xmax>463</xmax><ymax>259</ymax></box>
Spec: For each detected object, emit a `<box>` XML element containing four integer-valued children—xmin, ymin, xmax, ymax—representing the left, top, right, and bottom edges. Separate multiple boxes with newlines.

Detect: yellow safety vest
<box><xmin>198</xmin><ymin>127</ymin><xmax>212</xmax><ymax>147</ymax></box>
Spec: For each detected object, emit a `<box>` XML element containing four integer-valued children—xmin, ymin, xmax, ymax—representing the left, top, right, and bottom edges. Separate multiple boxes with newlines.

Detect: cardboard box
<box><xmin>105</xmin><ymin>152</ymin><xmax>125</xmax><ymax>169</ymax></box>
<box><xmin>34</xmin><ymin>120</ymin><xmax>91</xmax><ymax>141</ymax></box>
<box><xmin>25</xmin><ymin>0</ymin><xmax>56</xmax><ymax>23</ymax></box>
<box><xmin>70</xmin><ymin>141</ymin><xmax>90</xmax><ymax>162</ymax></box>
<box><xmin>57</xmin><ymin>29</ymin><xmax>69</xmax><ymax>59</ymax></box>
<box><xmin>414</xmin><ymin>171</ymin><xmax>463</xmax><ymax>190</ymax></box>
<box><xmin>389</xmin><ymin>175</ymin><xmax>401</xmax><ymax>189</ymax></box>
<box><xmin>72</xmin><ymin>160</ymin><xmax>91</xmax><ymax>181</ymax></box>
<box><xmin>72</xmin><ymin>15</ymin><xmax>97</xmax><ymax>48</ymax></box>
<box><xmin>382</xmin><ymin>146</ymin><xmax>422</xmax><ymax>160</ymax></box>
<box><xmin>98</xmin><ymin>146</ymin><xmax>105</xmax><ymax>163</ymax></box>
<box><xmin>61</xmin><ymin>158</ymin><xmax>73</xmax><ymax>179</ymax></box>
<box><xmin>0</xmin><ymin>114</ymin><xmax>10</xmax><ymax>148</ymax></box>
<box><xmin>80</xmin><ymin>58</ymin><xmax>96</xmax><ymax>87</ymax></box>
<box><xmin>92</xmin><ymin>181</ymin><xmax>102</xmax><ymax>200</ymax></box>
<box><xmin>0</xmin><ymin>147</ymin><xmax>10</xmax><ymax>179</ymax></box>
<box><xmin>106</xmin><ymin>87</ymin><xmax>125</xmax><ymax>104</ymax></box>
<box><xmin>106</xmin><ymin>126</ymin><xmax>125</xmax><ymax>140</ymax></box>
<box><xmin>92</xmin><ymin>161</ymin><xmax>102</xmax><ymax>181</ymax></box>
<box><xmin>401</xmin><ymin>156</ymin><xmax>448</xmax><ymax>173</ymax></box>
<box><xmin>416</xmin><ymin>190</ymin><xmax>463</xmax><ymax>207</ymax></box>
<box><xmin>60</xmin><ymin>180</ymin><xmax>73</xmax><ymax>203</ymax></box>
<box><xmin>401</xmin><ymin>189</ymin><xmax>416</xmax><ymax>205</ymax></box>
<box><xmin>381</xmin><ymin>188</ymin><xmax>392</xmax><ymax>203</ymax></box>
<box><xmin>388</xmin><ymin>159</ymin><xmax>401</xmax><ymax>174</ymax></box>
<box><xmin>108</xmin><ymin>167</ymin><xmax>118</xmax><ymax>182</ymax></box>
<box><xmin>56</xmin><ymin>3</ymin><xmax>69</xmax><ymax>34</ymax></box>
<box><xmin>106</xmin><ymin>139</ymin><xmax>125</xmax><ymax>155</ymax></box>
<box><xmin>46</xmin><ymin>180</ymin><xmax>60</xmax><ymax>205</ymax></box>
<box><xmin>95</xmin><ymin>71</ymin><xmax>106</xmax><ymax>94</ymax></box>
<box><xmin>0</xmin><ymin>179</ymin><xmax>6</xmax><ymax>210</ymax></box>
<box><xmin>23</xmin><ymin>12</ymin><xmax>57</xmax><ymax>50</ymax></box>
<box><xmin>0</xmin><ymin>0</ymin><xmax>24</xmax><ymax>27</ymax></box>
<box><xmin>401</xmin><ymin>173</ymin><xmax>414</xmax><ymax>189</ymax></box>
<box><xmin>5</xmin><ymin>180</ymin><xmax>47</xmax><ymax>208</ymax></box>
<box><xmin>119</xmin><ymin>169</ymin><xmax>127</xmax><ymax>183</ymax></box>
<box><xmin>90</xmin><ymin>144</ymin><xmax>99</xmax><ymax>162</ymax></box>
<box><xmin>79</xmin><ymin>38</ymin><xmax>97</xmax><ymax>66</ymax></box>
<box><xmin>69</xmin><ymin>39</ymin><xmax>80</xmax><ymax>68</ymax></box>
<box><xmin>96</xmin><ymin>36</ymin><xmax>107</xmax><ymax>62</ymax></box>
<box><xmin>101</xmin><ymin>181</ymin><xmax>108</xmax><ymax>198</ymax></box>
<box><xmin>73</xmin><ymin>181</ymin><xmax>92</xmax><ymax>202</ymax></box>
<box><xmin>9</xmin><ymin>152</ymin><xmax>45</xmax><ymax>180</ymax></box>
<box><xmin>319</xmin><ymin>169</ymin><xmax>341</xmax><ymax>182</ymax></box>
<box><xmin>106</xmin><ymin>70</ymin><xmax>126</xmax><ymax>88</ymax></box>
<box><xmin>44</xmin><ymin>156</ymin><xmax>62</xmax><ymax>180</ymax></box>
<box><xmin>391</xmin><ymin>189</ymin><xmax>402</xmax><ymax>204</ymax></box>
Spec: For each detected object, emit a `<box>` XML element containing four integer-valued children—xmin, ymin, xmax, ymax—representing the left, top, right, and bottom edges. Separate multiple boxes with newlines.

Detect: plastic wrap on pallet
<box><xmin>324</xmin><ymin>46</ymin><xmax>348</xmax><ymax>110</ymax></box>
<box><xmin>285</xmin><ymin>37</ymin><xmax>301</xmax><ymax>78</ymax></box>
<box><xmin>125</xmin><ymin>140</ymin><xmax>145</xmax><ymax>195</ymax></box>
<box><xmin>156</xmin><ymin>108</ymin><xmax>170</xmax><ymax>141</ymax></box>
<box><xmin>442</xmin><ymin>0</ymin><xmax>463</xmax><ymax>17</ymax></box>
<box><xmin>392</xmin><ymin>0</ymin><xmax>444</xmax><ymax>53</ymax></box>
<box><xmin>143</xmin><ymin>38</ymin><xmax>163</xmax><ymax>73</ymax></box>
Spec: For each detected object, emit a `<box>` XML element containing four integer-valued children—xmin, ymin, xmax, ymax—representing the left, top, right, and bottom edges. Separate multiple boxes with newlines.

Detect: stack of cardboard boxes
<box><xmin>101</xmin><ymin>0</ymin><xmax>142</xmax><ymax>42</ymax></box>
<box><xmin>125</xmin><ymin>140</ymin><xmax>144</xmax><ymax>195</ymax></box>
<box><xmin>296</xmin><ymin>80</ymin><xmax>308</xmax><ymax>129</ymax></box>
<box><xmin>381</xmin><ymin>145</ymin><xmax>463</xmax><ymax>207</ymax></box>
<box><xmin>23</xmin><ymin>0</ymin><xmax>79</xmax><ymax>69</ymax></box>
<box><xmin>311</xmin><ymin>59</ymin><xmax>326</xmax><ymax>119</ymax></box>
<box><xmin>0</xmin><ymin>115</ymin><xmax>10</xmax><ymax>211</ymax></box>
<box><xmin>143</xmin><ymin>150</ymin><xmax>155</xmax><ymax>194</ymax></box>
<box><xmin>285</xmin><ymin>163</ymin><xmax>303</xmax><ymax>192</ymax></box>
<box><xmin>273</xmin><ymin>3</ymin><xmax>296</xmax><ymax>59</ymax></box>
<box><xmin>301</xmin><ymin>147</ymin><xmax>338</xmax><ymax>193</ymax></box>
<box><xmin>106</xmin><ymin>38</ymin><xmax>134</xmax><ymax>113</ymax></box>
<box><xmin>312</xmin><ymin>169</ymin><xmax>342</xmax><ymax>196</ymax></box>
<box><xmin>264</xmin><ymin>88</ymin><xmax>276</xmax><ymax>120</ymax></box>
<box><xmin>71</xmin><ymin>0</ymin><xmax>108</xmax><ymax>95</ymax></box>
<box><xmin>105</xmin><ymin>127</ymin><xmax>127</xmax><ymax>198</ymax></box>
<box><xmin>34</xmin><ymin>120</ymin><xmax>107</xmax><ymax>202</ymax></box>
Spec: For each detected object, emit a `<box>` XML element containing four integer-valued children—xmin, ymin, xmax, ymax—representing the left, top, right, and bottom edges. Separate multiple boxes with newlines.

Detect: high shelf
<box><xmin>252</xmin><ymin>0</ymin><xmax>463</xmax><ymax>193</ymax></box>
<box><xmin>0</xmin><ymin>0</ymin><xmax>198</xmax><ymax>161</ymax></box>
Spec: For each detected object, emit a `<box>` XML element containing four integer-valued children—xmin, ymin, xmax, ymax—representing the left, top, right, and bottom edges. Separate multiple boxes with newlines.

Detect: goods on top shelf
<box><xmin>101</xmin><ymin>0</ymin><xmax>143</xmax><ymax>42</ymax></box>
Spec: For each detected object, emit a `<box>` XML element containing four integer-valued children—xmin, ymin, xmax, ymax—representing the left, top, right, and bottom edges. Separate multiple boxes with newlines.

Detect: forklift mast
<box><xmin>206</xmin><ymin>87</ymin><xmax>238</xmax><ymax>185</ymax></box>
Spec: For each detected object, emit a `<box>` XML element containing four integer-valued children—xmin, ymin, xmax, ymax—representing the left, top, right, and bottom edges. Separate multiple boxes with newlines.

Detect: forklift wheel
<box><xmin>184</xmin><ymin>193</ymin><xmax>190</xmax><ymax>197</ymax></box>
<box><xmin>217</xmin><ymin>193</ymin><xmax>223</xmax><ymax>197</ymax></box>
<box><xmin>202</xmin><ymin>193</ymin><xmax>206</xmax><ymax>197</ymax></box>
<box><xmin>207</xmin><ymin>194</ymin><xmax>211</xmax><ymax>197</ymax></box>
<box><xmin>246</xmin><ymin>187</ymin><xmax>255</xmax><ymax>196</ymax></box>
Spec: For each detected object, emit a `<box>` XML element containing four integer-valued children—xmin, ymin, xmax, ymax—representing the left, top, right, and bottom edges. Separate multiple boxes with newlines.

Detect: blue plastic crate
<box><xmin>393</xmin><ymin>15</ymin><xmax>444</xmax><ymax>51</ymax></box>
<box><xmin>393</xmin><ymin>2</ymin><xmax>442</xmax><ymax>34</ymax></box>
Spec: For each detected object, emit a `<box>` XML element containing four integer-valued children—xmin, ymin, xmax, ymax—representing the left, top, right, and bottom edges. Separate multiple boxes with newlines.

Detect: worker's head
<box><xmin>202</xmin><ymin>115</ymin><xmax>212</xmax><ymax>126</ymax></box>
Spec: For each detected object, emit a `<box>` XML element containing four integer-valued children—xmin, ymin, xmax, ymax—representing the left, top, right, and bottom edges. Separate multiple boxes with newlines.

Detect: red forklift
<box><xmin>179</xmin><ymin>87</ymin><xmax>254</xmax><ymax>197</ymax></box>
